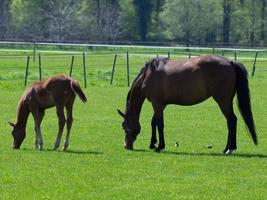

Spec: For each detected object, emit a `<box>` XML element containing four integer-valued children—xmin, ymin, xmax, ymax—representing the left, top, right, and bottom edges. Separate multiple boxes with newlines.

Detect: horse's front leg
<box><xmin>151</xmin><ymin>102</ymin><xmax>166</xmax><ymax>152</ymax></box>
<box><xmin>149</xmin><ymin>114</ymin><xmax>157</xmax><ymax>149</ymax></box>
<box><xmin>155</xmin><ymin>112</ymin><xmax>165</xmax><ymax>152</ymax></box>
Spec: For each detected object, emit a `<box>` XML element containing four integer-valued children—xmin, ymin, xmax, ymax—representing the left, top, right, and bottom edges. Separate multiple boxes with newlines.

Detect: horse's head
<box><xmin>8</xmin><ymin>122</ymin><xmax>26</xmax><ymax>149</ymax></box>
<box><xmin>117</xmin><ymin>109</ymin><xmax>141</xmax><ymax>150</ymax></box>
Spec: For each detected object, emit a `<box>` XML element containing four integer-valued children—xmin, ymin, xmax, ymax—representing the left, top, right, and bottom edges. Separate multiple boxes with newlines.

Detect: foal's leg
<box><xmin>32</xmin><ymin>109</ymin><xmax>44</xmax><ymax>150</ymax></box>
<box><xmin>149</xmin><ymin>114</ymin><xmax>157</xmax><ymax>149</ymax></box>
<box><xmin>214</xmin><ymin>97</ymin><xmax>237</xmax><ymax>155</ymax></box>
<box><xmin>63</xmin><ymin>101</ymin><xmax>74</xmax><ymax>151</ymax></box>
<box><xmin>53</xmin><ymin>106</ymin><xmax>66</xmax><ymax>150</ymax></box>
<box><xmin>35</xmin><ymin>109</ymin><xmax>45</xmax><ymax>149</ymax></box>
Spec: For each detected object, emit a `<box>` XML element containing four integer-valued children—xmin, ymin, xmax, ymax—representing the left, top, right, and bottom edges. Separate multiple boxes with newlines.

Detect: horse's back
<box><xmin>142</xmin><ymin>56</ymin><xmax>236</xmax><ymax>105</ymax></box>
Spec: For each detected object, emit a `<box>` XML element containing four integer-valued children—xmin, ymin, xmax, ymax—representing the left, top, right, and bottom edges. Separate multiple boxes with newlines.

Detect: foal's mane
<box><xmin>15</xmin><ymin>87</ymin><xmax>31</xmax><ymax>124</ymax></box>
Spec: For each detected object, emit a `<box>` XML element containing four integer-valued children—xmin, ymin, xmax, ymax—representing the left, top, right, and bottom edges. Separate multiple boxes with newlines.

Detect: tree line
<box><xmin>0</xmin><ymin>0</ymin><xmax>266</xmax><ymax>46</ymax></box>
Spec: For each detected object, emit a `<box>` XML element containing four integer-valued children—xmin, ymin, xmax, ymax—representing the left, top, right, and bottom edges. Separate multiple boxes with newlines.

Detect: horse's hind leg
<box><xmin>149</xmin><ymin>114</ymin><xmax>157</xmax><ymax>149</ymax></box>
<box><xmin>213</xmin><ymin>97</ymin><xmax>237</xmax><ymax>155</ymax></box>
<box><xmin>63</xmin><ymin>100</ymin><xmax>74</xmax><ymax>151</ymax></box>
<box><xmin>53</xmin><ymin>105</ymin><xmax>66</xmax><ymax>150</ymax></box>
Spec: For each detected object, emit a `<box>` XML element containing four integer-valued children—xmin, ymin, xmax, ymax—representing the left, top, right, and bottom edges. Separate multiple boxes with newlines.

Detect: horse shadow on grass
<box><xmin>133</xmin><ymin>149</ymin><xmax>267</xmax><ymax>158</ymax></box>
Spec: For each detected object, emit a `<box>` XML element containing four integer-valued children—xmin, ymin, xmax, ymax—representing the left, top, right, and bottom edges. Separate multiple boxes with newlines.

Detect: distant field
<box><xmin>0</xmin><ymin>48</ymin><xmax>267</xmax><ymax>199</ymax></box>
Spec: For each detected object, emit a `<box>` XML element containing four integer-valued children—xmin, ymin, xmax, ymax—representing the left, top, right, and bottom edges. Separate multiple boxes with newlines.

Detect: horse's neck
<box><xmin>127</xmin><ymin>77</ymin><xmax>146</xmax><ymax>118</ymax></box>
<box><xmin>16</xmin><ymin>100</ymin><xmax>30</xmax><ymax>129</ymax></box>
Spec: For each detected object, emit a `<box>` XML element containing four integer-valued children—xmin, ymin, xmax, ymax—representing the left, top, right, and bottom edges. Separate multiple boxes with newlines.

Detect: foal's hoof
<box><xmin>224</xmin><ymin>149</ymin><xmax>234</xmax><ymax>155</ymax></box>
<box><xmin>62</xmin><ymin>146</ymin><xmax>68</xmax><ymax>151</ymax></box>
<box><xmin>53</xmin><ymin>146</ymin><xmax>59</xmax><ymax>151</ymax></box>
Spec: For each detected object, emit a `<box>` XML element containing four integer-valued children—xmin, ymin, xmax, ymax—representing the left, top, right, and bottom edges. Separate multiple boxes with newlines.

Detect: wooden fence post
<box><xmin>24</xmin><ymin>56</ymin><xmax>30</xmax><ymax>86</ymax></box>
<box><xmin>110</xmin><ymin>54</ymin><xmax>117</xmax><ymax>85</ymax></box>
<box><xmin>38</xmin><ymin>53</ymin><xmax>42</xmax><ymax>80</ymax></box>
<box><xmin>126</xmin><ymin>51</ymin><xmax>130</xmax><ymax>87</ymax></box>
<box><xmin>83</xmin><ymin>51</ymin><xmax>87</xmax><ymax>88</ymax></box>
<box><xmin>69</xmin><ymin>56</ymin><xmax>74</xmax><ymax>77</ymax></box>
<box><xmin>251</xmin><ymin>52</ymin><xmax>259</xmax><ymax>77</ymax></box>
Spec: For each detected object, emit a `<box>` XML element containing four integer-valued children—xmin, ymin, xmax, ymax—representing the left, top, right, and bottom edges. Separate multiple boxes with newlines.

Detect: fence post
<box><xmin>168</xmin><ymin>51</ymin><xmax>170</xmax><ymax>59</ymax></box>
<box><xmin>38</xmin><ymin>53</ymin><xmax>42</xmax><ymax>80</ymax></box>
<box><xmin>234</xmin><ymin>51</ymin><xmax>237</xmax><ymax>61</ymax></box>
<box><xmin>189</xmin><ymin>53</ymin><xmax>191</xmax><ymax>59</ymax></box>
<box><xmin>126</xmin><ymin>51</ymin><xmax>130</xmax><ymax>87</ymax></box>
<box><xmin>69</xmin><ymin>56</ymin><xmax>74</xmax><ymax>77</ymax></box>
<box><xmin>83</xmin><ymin>51</ymin><xmax>87</xmax><ymax>88</ymax></box>
<box><xmin>24</xmin><ymin>56</ymin><xmax>30</xmax><ymax>86</ymax></box>
<box><xmin>33</xmin><ymin>42</ymin><xmax>36</xmax><ymax>62</ymax></box>
<box><xmin>251</xmin><ymin>52</ymin><xmax>259</xmax><ymax>77</ymax></box>
<box><xmin>110</xmin><ymin>54</ymin><xmax>117</xmax><ymax>85</ymax></box>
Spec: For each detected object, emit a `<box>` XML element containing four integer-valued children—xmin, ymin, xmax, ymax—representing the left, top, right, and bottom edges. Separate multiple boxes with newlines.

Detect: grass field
<box><xmin>0</xmin><ymin>48</ymin><xmax>267</xmax><ymax>199</ymax></box>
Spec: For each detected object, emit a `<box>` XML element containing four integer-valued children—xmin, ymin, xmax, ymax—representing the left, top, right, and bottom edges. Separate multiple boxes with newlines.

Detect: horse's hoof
<box><xmin>154</xmin><ymin>148</ymin><xmax>162</xmax><ymax>153</ymax></box>
<box><xmin>149</xmin><ymin>144</ymin><xmax>157</xmax><ymax>149</ymax></box>
<box><xmin>224</xmin><ymin>149</ymin><xmax>234</xmax><ymax>155</ymax></box>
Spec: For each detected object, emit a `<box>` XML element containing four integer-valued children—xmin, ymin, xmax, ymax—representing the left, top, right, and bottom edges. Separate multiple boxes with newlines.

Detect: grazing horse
<box><xmin>9</xmin><ymin>74</ymin><xmax>87</xmax><ymax>150</ymax></box>
<box><xmin>118</xmin><ymin>55</ymin><xmax>257</xmax><ymax>155</ymax></box>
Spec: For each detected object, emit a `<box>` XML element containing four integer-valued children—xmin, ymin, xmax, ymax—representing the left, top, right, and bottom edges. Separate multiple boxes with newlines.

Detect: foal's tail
<box><xmin>71</xmin><ymin>80</ymin><xmax>87</xmax><ymax>103</ymax></box>
<box><xmin>231</xmin><ymin>61</ymin><xmax>257</xmax><ymax>145</ymax></box>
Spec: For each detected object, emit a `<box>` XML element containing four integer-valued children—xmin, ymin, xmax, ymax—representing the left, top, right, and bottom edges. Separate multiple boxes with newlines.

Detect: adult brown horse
<box><xmin>118</xmin><ymin>55</ymin><xmax>257</xmax><ymax>155</ymax></box>
<box><xmin>9</xmin><ymin>74</ymin><xmax>87</xmax><ymax>150</ymax></box>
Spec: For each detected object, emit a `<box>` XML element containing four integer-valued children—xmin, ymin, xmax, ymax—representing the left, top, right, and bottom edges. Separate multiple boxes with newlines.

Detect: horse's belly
<box><xmin>163</xmin><ymin>86</ymin><xmax>211</xmax><ymax>106</ymax></box>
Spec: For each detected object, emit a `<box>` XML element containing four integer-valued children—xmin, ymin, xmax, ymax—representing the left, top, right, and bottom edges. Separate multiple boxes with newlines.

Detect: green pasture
<box><xmin>0</xmin><ymin>49</ymin><xmax>267</xmax><ymax>199</ymax></box>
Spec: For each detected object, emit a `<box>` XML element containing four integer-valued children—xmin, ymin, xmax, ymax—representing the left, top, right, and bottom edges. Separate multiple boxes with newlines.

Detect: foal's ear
<box><xmin>8</xmin><ymin>122</ymin><xmax>15</xmax><ymax>127</ymax></box>
<box><xmin>117</xmin><ymin>109</ymin><xmax>125</xmax><ymax>118</ymax></box>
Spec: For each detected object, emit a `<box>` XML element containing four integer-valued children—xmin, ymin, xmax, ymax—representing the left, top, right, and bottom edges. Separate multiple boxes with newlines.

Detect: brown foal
<box><xmin>9</xmin><ymin>74</ymin><xmax>87</xmax><ymax>150</ymax></box>
<box><xmin>118</xmin><ymin>55</ymin><xmax>257</xmax><ymax>155</ymax></box>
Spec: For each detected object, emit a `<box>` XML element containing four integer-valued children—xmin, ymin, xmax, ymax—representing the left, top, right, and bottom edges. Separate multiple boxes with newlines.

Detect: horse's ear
<box><xmin>117</xmin><ymin>109</ymin><xmax>125</xmax><ymax>118</ymax></box>
<box><xmin>8</xmin><ymin>122</ymin><xmax>15</xmax><ymax>127</ymax></box>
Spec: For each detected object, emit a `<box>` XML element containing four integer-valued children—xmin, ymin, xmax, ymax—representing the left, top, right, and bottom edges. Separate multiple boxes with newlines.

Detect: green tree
<box><xmin>133</xmin><ymin>0</ymin><xmax>152</xmax><ymax>41</ymax></box>
<box><xmin>0</xmin><ymin>0</ymin><xmax>10</xmax><ymax>39</ymax></box>
<box><xmin>161</xmin><ymin>0</ymin><xmax>221</xmax><ymax>45</ymax></box>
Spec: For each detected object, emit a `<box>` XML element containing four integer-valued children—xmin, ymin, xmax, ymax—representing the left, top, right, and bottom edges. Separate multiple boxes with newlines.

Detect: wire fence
<box><xmin>0</xmin><ymin>41</ymin><xmax>266</xmax><ymax>87</ymax></box>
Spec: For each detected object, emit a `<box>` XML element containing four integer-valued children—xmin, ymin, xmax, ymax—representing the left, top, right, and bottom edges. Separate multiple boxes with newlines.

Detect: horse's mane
<box><xmin>148</xmin><ymin>57</ymin><xmax>168</xmax><ymax>71</ymax></box>
<box><xmin>126</xmin><ymin>65</ymin><xmax>147</xmax><ymax>102</ymax></box>
<box><xmin>126</xmin><ymin>57</ymin><xmax>169</xmax><ymax>107</ymax></box>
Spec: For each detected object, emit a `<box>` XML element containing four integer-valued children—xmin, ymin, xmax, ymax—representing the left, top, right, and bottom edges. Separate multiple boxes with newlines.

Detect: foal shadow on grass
<box><xmin>61</xmin><ymin>149</ymin><xmax>103</xmax><ymax>155</ymax></box>
<box><xmin>133</xmin><ymin>149</ymin><xmax>267</xmax><ymax>158</ymax></box>
<box><xmin>21</xmin><ymin>148</ymin><xmax>103</xmax><ymax>155</ymax></box>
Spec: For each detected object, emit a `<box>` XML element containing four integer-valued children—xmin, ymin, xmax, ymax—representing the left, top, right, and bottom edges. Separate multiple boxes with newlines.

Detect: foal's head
<box><xmin>117</xmin><ymin>109</ymin><xmax>141</xmax><ymax>150</ymax></box>
<box><xmin>8</xmin><ymin>122</ymin><xmax>26</xmax><ymax>149</ymax></box>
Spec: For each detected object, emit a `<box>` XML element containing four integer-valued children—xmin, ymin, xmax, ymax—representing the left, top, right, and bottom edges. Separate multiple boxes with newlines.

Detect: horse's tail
<box><xmin>231</xmin><ymin>61</ymin><xmax>257</xmax><ymax>145</ymax></box>
<box><xmin>70</xmin><ymin>80</ymin><xmax>87</xmax><ymax>103</ymax></box>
